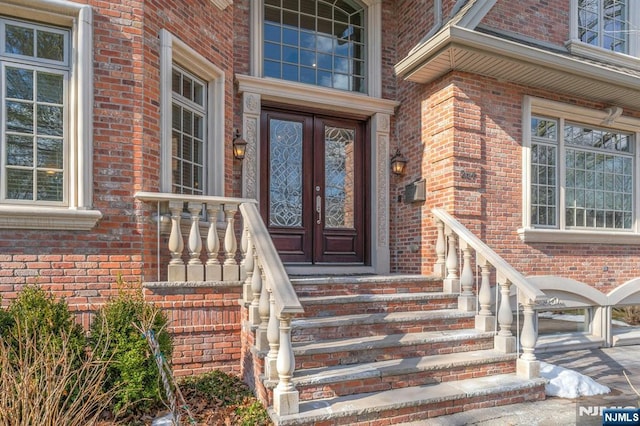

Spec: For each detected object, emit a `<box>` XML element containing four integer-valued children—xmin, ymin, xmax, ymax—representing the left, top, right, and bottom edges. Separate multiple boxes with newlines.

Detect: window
<box><xmin>171</xmin><ymin>67</ymin><xmax>206</xmax><ymax>195</ymax></box>
<box><xmin>0</xmin><ymin>2</ymin><xmax>98</xmax><ymax>230</ymax></box>
<box><xmin>578</xmin><ymin>0</ymin><xmax>629</xmax><ymax>53</ymax></box>
<box><xmin>531</xmin><ymin>117</ymin><xmax>633</xmax><ymax>230</ymax></box>
<box><xmin>1</xmin><ymin>19</ymin><xmax>68</xmax><ymax>203</ymax></box>
<box><xmin>263</xmin><ymin>0</ymin><xmax>366</xmax><ymax>92</ymax></box>
<box><xmin>569</xmin><ymin>0</ymin><xmax>640</xmax><ymax>68</ymax></box>
<box><xmin>160</xmin><ymin>30</ymin><xmax>225</xmax><ymax>196</ymax></box>
<box><xmin>521</xmin><ymin>97</ymin><xmax>640</xmax><ymax>244</ymax></box>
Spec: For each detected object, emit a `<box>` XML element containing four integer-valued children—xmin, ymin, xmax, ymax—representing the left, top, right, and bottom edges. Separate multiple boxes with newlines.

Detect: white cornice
<box><xmin>235</xmin><ymin>74</ymin><xmax>399</xmax><ymax>116</ymax></box>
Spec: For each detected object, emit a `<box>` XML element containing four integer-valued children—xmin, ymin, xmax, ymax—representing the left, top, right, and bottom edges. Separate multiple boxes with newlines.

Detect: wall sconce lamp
<box><xmin>390</xmin><ymin>147</ymin><xmax>407</xmax><ymax>176</ymax></box>
<box><xmin>233</xmin><ymin>128</ymin><xmax>248</xmax><ymax>160</ymax></box>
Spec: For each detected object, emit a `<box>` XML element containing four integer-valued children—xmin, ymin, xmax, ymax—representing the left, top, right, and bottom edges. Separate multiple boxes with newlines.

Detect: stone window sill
<box><xmin>0</xmin><ymin>205</ymin><xmax>102</xmax><ymax>230</ymax></box>
<box><xmin>518</xmin><ymin>228</ymin><xmax>640</xmax><ymax>245</ymax></box>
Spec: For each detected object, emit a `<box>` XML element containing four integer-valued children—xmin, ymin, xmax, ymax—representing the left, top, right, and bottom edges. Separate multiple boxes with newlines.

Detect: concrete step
<box><xmin>291</xmin><ymin>274</ymin><xmax>444</xmax><ymax>297</ymax></box>
<box><xmin>272</xmin><ymin>374</ymin><xmax>547</xmax><ymax>426</ymax></box>
<box><xmin>291</xmin><ymin>309</ymin><xmax>476</xmax><ymax>343</ymax></box>
<box><xmin>294</xmin><ymin>329</ymin><xmax>495</xmax><ymax>369</ymax></box>
<box><xmin>299</xmin><ymin>292</ymin><xmax>458</xmax><ymax>317</ymax></box>
<box><xmin>293</xmin><ymin>349</ymin><xmax>517</xmax><ymax>400</ymax></box>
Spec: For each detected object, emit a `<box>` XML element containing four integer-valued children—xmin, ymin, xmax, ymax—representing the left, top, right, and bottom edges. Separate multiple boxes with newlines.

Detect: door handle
<box><xmin>316</xmin><ymin>195</ymin><xmax>322</xmax><ymax>225</ymax></box>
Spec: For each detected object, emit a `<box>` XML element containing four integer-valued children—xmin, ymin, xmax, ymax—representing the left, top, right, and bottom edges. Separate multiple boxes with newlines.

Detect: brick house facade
<box><xmin>1</xmin><ymin>0</ymin><xmax>640</xmax><ymax>422</ymax></box>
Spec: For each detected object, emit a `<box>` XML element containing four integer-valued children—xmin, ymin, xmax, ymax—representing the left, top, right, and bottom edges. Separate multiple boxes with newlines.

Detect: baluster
<box><xmin>458</xmin><ymin>241</ymin><xmax>475</xmax><ymax>311</ymax></box>
<box><xmin>240</xmin><ymin>218</ymin><xmax>249</xmax><ymax>281</ymax></box>
<box><xmin>242</xmin><ymin>236</ymin><xmax>254</xmax><ymax>304</ymax></box>
<box><xmin>222</xmin><ymin>204</ymin><xmax>239</xmax><ymax>281</ymax></box>
<box><xmin>495</xmin><ymin>275</ymin><xmax>516</xmax><ymax>353</ymax></box>
<box><xmin>517</xmin><ymin>298</ymin><xmax>540</xmax><ymax>378</ymax></box>
<box><xmin>249</xmin><ymin>261</ymin><xmax>262</xmax><ymax>326</ymax></box>
<box><xmin>186</xmin><ymin>202</ymin><xmax>204</xmax><ymax>281</ymax></box>
<box><xmin>434</xmin><ymin>218</ymin><xmax>446</xmax><ymax>277</ymax></box>
<box><xmin>205</xmin><ymin>204</ymin><xmax>222</xmax><ymax>281</ymax></box>
<box><xmin>167</xmin><ymin>201</ymin><xmax>185</xmax><ymax>281</ymax></box>
<box><xmin>443</xmin><ymin>226</ymin><xmax>460</xmax><ymax>293</ymax></box>
<box><xmin>273</xmin><ymin>314</ymin><xmax>299</xmax><ymax>416</ymax></box>
<box><xmin>256</xmin><ymin>269</ymin><xmax>270</xmax><ymax>351</ymax></box>
<box><xmin>475</xmin><ymin>256</ymin><xmax>495</xmax><ymax>331</ymax></box>
<box><xmin>265</xmin><ymin>287</ymin><xmax>279</xmax><ymax>381</ymax></box>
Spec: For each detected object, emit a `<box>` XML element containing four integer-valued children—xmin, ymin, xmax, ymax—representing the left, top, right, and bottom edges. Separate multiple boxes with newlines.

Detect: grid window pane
<box><xmin>171</xmin><ymin>66</ymin><xmax>207</xmax><ymax>195</ymax></box>
<box><xmin>577</xmin><ymin>0</ymin><xmax>628</xmax><ymax>53</ymax></box>
<box><xmin>263</xmin><ymin>0</ymin><xmax>366</xmax><ymax>93</ymax></box>
<box><xmin>2</xmin><ymin>19</ymin><xmax>69</xmax><ymax>204</ymax></box>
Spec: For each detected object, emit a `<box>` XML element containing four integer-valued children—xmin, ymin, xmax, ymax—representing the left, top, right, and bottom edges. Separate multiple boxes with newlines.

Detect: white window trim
<box><xmin>519</xmin><ymin>96</ymin><xmax>640</xmax><ymax>244</ymax></box>
<box><xmin>159</xmin><ymin>29</ymin><xmax>225</xmax><ymax>196</ymax></box>
<box><xmin>567</xmin><ymin>0</ymin><xmax>640</xmax><ymax>70</ymax></box>
<box><xmin>0</xmin><ymin>0</ymin><xmax>99</xmax><ymax>230</ymax></box>
<box><xmin>250</xmin><ymin>0</ymin><xmax>383</xmax><ymax>98</ymax></box>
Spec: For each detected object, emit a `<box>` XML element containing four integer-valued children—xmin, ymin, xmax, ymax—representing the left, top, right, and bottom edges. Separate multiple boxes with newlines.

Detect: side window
<box><xmin>160</xmin><ymin>30</ymin><xmax>225</xmax><ymax>196</ymax></box>
<box><xmin>171</xmin><ymin>66</ymin><xmax>207</xmax><ymax>195</ymax></box>
<box><xmin>263</xmin><ymin>0</ymin><xmax>366</xmax><ymax>93</ymax></box>
<box><xmin>1</xmin><ymin>19</ymin><xmax>69</xmax><ymax>204</ymax></box>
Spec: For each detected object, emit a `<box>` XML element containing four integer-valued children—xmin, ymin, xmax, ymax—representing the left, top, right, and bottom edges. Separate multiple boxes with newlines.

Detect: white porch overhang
<box><xmin>395</xmin><ymin>25</ymin><xmax>640</xmax><ymax>111</ymax></box>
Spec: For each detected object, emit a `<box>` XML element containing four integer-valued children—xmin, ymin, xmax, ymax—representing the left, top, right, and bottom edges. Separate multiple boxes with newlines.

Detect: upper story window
<box><xmin>263</xmin><ymin>0</ymin><xmax>366</xmax><ymax>93</ymax></box>
<box><xmin>569</xmin><ymin>0</ymin><xmax>640</xmax><ymax>68</ymax></box>
<box><xmin>1</xmin><ymin>19</ymin><xmax>69</xmax><ymax>204</ymax></box>
<box><xmin>521</xmin><ymin>97</ymin><xmax>640</xmax><ymax>244</ymax></box>
<box><xmin>578</xmin><ymin>0</ymin><xmax>628</xmax><ymax>53</ymax></box>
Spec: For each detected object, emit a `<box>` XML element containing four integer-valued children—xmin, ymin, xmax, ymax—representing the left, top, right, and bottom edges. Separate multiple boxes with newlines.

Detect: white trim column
<box><xmin>372</xmin><ymin>112</ymin><xmax>390</xmax><ymax>273</ymax></box>
<box><xmin>242</xmin><ymin>92</ymin><xmax>261</xmax><ymax>199</ymax></box>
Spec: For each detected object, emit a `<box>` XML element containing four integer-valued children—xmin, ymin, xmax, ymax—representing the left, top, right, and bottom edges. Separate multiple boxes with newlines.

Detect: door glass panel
<box><xmin>325</xmin><ymin>126</ymin><xmax>354</xmax><ymax>229</ymax></box>
<box><xmin>269</xmin><ymin>119</ymin><xmax>303</xmax><ymax>227</ymax></box>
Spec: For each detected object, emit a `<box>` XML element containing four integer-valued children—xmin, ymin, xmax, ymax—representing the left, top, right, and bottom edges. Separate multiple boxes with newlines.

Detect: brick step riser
<box><xmin>292</xmin><ymin>316</ymin><xmax>475</xmax><ymax>343</ymax></box>
<box><xmin>297</xmin><ymin>361</ymin><xmax>517</xmax><ymax>401</ymax></box>
<box><xmin>295</xmin><ymin>337</ymin><xmax>495</xmax><ymax>369</ymax></box>
<box><xmin>279</xmin><ymin>384</ymin><xmax>546</xmax><ymax>426</ymax></box>
<box><xmin>293</xmin><ymin>281</ymin><xmax>444</xmax><ymax>298</ymax></box>
<box><xmin>301</xmin><ymin>298</ymin><xmax>459</xmax><ymax>317</ymax></box>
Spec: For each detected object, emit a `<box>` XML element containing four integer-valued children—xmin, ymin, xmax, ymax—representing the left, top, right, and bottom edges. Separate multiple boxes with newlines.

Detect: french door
<box><xmin>260</xmin><ymin>109</ymin><xmax>368</xmax><ymax>264</ymax></box>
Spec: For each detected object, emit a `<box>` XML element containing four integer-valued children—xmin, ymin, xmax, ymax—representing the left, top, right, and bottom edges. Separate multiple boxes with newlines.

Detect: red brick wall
<box><xmin>482</xmin><ymin>0</ymin><xmax>570</xmax><ymax>47</ymax></box>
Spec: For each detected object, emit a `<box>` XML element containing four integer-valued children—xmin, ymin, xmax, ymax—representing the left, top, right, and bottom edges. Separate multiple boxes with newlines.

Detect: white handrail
<box><xmin>432</xmin><ymin>208</ymin><xmax>547</xmax><ymax>304</ymax></box>
<box><xmin>240</xmin><ymin>203</ymin><xmax>304</xmax><ymax>316</ymax></box>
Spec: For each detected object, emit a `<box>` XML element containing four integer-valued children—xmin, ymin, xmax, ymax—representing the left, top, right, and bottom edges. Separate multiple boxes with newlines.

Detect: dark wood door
<box><xmin>260</xmin><ymin>109</ymin><xmax>367</xmax><ymax>264</ymax></box>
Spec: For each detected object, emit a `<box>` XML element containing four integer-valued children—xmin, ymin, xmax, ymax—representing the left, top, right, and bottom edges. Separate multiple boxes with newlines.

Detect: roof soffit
<box><xmin>394</xmin><ymin>26</ymin><xmax>640</xmax><ymax>111</ymax></box>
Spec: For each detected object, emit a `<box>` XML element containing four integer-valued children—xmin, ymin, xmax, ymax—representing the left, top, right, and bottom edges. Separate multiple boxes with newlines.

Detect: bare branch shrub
<box><xmin>0</xmin><ymin>318</ymin><xmax>117</xmax><ymax>426</ymax></box>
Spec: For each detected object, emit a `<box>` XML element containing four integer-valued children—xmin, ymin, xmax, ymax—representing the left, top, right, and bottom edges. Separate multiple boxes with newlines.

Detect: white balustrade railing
<box><xmin>135</xmin><ymin>192</ymin><xmax>304</xmax><ymax>416</ymax></box>
<box><xmin>432</xmin><ymin>208</ymin><xmax>548</xmax><ymax>379</ymax></box>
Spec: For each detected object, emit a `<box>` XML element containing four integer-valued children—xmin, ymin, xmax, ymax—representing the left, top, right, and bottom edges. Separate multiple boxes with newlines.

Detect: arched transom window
<box><xmin>263</xmin><ymin>0</ymin><xmax>366</xmax><ymax>93</ymax></box>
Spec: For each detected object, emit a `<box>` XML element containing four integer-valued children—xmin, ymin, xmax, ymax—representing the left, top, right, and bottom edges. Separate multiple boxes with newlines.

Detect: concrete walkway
<box><xmin>401</xmin><ymin>345</ymin><xmax>640</xmax><ymax>425</ymax></box>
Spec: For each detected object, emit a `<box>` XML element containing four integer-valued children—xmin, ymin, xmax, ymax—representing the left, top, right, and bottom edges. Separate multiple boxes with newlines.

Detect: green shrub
<box><xmin>0</xmin><ymin>285</ymin><xmax>86</xmax><ymax>358</ymax></box>
<box><xmin>90</xmin><ymin>284</ymin><xmax>171</xmax><ymax>416</ymax></box>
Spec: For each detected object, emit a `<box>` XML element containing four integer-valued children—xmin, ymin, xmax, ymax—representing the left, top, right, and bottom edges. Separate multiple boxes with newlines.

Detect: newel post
<box><xmin>273</xmin><ymin>314</ymin><xmax>299</xmax><ymax>416</ymax></box>
<box><xmin>475</xmin><ymin>255</ymin><xmax>495</xmax><ymax>331</ymax></box>
<box><xmin>517</xmin><ymin>298</ymin><xmax>540</xmax><ymax>378</ymax></box>
<box><xmin>494</xmin><ymin>274</ymin><xmax>516</xmax><ymax>353</ymax></box>
<box><xmin>167</xmin><ymin>200</ymin><xmax>185</xmax><ymax>281</ymax></box>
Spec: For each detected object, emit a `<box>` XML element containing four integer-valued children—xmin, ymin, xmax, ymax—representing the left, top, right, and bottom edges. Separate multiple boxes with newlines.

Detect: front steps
<box><xmin>266</xmin><ymin>275</ymin><xmax>546</xmax><ymax>425</ymax></box>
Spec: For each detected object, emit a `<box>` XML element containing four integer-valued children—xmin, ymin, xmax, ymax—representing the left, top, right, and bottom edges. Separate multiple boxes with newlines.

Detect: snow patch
<box><xmin>540</xmin><ymin>361</ymin><xmax>610</xmax><ymax>398</ymax></box>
